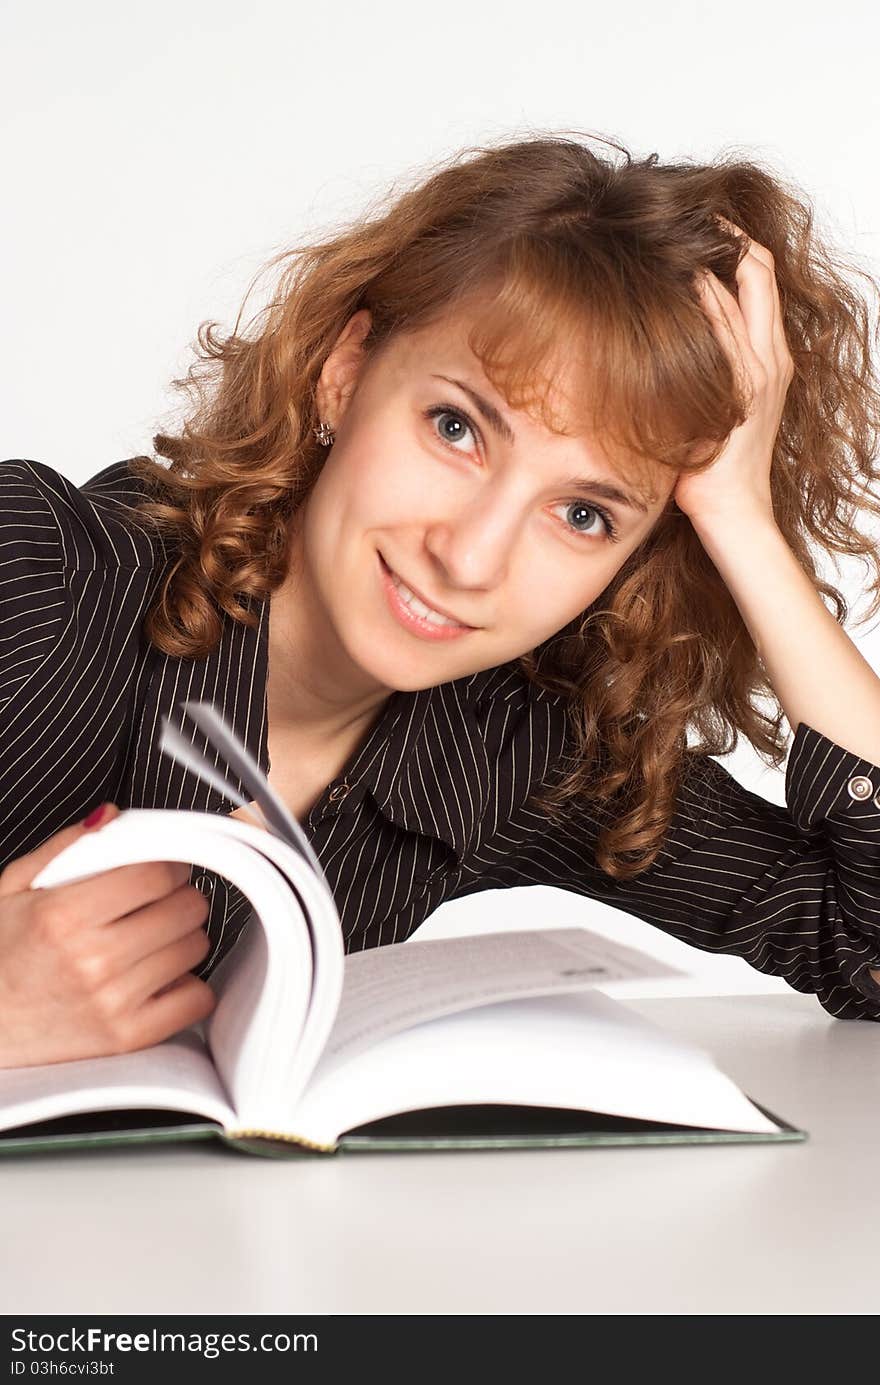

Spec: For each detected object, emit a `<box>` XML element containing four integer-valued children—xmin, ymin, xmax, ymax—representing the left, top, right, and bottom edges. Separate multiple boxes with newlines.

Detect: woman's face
<box><xmin>295</xmin><ymin>304</ymin><xmax>677</xmax><ymax>696</ymax></box>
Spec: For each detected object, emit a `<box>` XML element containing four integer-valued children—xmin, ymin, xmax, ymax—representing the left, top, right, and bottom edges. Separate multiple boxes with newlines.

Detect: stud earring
<box><xmin>313</xmin><ymin>420</ymin><xmax>335</xmax><ymax>445</ymax></box>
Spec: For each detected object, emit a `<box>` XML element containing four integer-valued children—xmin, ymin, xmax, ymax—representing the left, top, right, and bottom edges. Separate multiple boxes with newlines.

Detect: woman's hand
<box><xmin>0</xmin><ymin>805</ymin><xmax>217</xmax><ymax>1068</ymax></box>
<box><xmin>673</xmin><ymin>218</ymin><xmax>795</xmax><ymax>526</ymax></box>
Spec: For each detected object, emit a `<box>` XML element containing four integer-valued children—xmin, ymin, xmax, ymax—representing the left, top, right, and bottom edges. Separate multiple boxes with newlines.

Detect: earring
<box><xmin>313</xmin><ymin>420</ymin><xmax>335</xmax><ymax>445</ymax></box>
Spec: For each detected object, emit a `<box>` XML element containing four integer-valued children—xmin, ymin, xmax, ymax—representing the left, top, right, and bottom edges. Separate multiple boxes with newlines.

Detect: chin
<box><xmin>360</xmin><ymin>656</ymin><xmax>440</xmax><ymax>694</ymax></box>
<box><xmin>353</xmin><ymin>645</ymin><xmax>459</xmax><ymax>694</ymax></box>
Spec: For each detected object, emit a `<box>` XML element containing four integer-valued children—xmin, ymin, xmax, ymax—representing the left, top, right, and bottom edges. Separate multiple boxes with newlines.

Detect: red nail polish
<box><xmin>83</xmin><ymin>804</ymin><xmax>108</xmax><ymax>828</ymax></box>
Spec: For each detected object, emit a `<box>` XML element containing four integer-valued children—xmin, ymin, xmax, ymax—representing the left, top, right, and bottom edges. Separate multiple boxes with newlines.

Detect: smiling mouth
<box><xmin>379</xmin><ymin>555</ymin><xmax>477</xmax><ymax>629</ymax></box>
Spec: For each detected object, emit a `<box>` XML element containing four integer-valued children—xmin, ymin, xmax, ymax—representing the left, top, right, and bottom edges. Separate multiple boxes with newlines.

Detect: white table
<box><xmin>1</xmin><ymin>992</ymin><xmax>877</xmax><ymax>1316</ymax></box>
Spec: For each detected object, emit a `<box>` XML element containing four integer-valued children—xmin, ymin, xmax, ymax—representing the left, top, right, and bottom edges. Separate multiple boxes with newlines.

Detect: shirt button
<box><xmin>874</xmin><ymin>790</ymin><xmax>880</xmax><ymax>811</ymax></box>
<box><xmin>847</xmin><ymin>775</ymin><xmax>874</xmax><ymax>801</ymax></box>
<box><xmin>328</xmin><ymin>782</ymin><xmax>351</xmax><ymax>804</ymax></box>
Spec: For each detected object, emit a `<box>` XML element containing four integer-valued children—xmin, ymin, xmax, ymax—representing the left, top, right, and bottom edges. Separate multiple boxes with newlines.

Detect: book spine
<box><xmin>222</xmin><ymin>1128</ymin><xmax>338</xmax><ymax>1156</ymax></box>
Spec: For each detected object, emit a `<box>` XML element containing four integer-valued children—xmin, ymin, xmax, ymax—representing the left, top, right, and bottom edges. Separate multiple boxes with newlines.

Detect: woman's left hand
<box><xmin>672</xmin><ymin>218</ymin><xmax>796</xmax><ymax>526</ymax></box>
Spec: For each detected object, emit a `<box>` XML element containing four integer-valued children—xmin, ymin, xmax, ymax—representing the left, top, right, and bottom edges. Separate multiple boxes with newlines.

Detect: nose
<box><xmin>422</xmin><ymin>485</ymin><xmax>522</xmax><ymax>592</ymax></box>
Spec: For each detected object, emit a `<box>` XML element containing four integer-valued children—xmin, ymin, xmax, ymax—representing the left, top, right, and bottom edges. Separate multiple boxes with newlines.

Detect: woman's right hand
<box><xmin>0</xmin><ymin>804</ymin><xmax>217</xmax><ymax>1069</ymax></box>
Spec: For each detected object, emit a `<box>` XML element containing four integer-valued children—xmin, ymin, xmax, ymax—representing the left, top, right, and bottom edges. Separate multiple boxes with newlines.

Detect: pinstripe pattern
<box><xmin>3</xmin><ymin>456</ymin><xmax>880</xmax><ymax>1022</ymax></box>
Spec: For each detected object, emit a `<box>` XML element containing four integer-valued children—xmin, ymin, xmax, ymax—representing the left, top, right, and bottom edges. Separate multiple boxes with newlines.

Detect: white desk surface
<box><xmin>1</xmin><ymin>991</ymin><xmax>877</xmax><ymax>1317</ymax></box>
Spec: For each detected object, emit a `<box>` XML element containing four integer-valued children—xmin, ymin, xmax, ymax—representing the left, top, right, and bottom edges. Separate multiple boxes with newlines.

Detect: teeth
<box><xmin>391</xmin><ymin>572</ymin><xmax>462</xmax><ymax>626</ymax></box>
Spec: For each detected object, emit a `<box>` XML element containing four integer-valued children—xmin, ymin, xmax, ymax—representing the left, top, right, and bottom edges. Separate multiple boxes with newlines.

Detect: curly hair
<box><xmin>125</xmin><ymin>127</ymin><xmax>880</xmax><ymax>882</ymax></box>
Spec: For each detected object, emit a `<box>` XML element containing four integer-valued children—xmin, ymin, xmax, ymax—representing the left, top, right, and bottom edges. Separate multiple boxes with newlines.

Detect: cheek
<box><xmin>303</xmin><ymin>444</ymin><xmax>426</xmax><ymax>596</ymax></box>
<box><xmin>504</xmin><ymin>555</ymin><xmax>613</xmax><ymax>639</ymax></box>
<box><xmin>332</xmin><ymin>434</ymin><xmax>421</xmax><ymax>526</ymax></box>
<box><xmin>304</xmin><ymin>446</ymin><xmax>377</xmax><ymax>538</ymax></box>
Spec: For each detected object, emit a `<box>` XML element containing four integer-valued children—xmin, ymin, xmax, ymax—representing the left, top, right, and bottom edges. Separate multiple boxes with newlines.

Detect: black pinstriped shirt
<box><xmin>3</xmin><ymin>456</ymin><xmax>880</xmax><ymax>1022</ymax></box>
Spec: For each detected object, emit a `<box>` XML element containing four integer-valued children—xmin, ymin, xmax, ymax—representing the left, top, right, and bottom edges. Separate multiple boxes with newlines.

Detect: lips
<box><xmin>379</xmin><ymin>555</ymin><xmax>474</xmax><ymax>628</ymax></box>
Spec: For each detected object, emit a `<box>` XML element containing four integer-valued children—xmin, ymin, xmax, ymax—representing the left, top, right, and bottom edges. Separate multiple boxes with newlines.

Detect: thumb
<box><xmin>0</xmin><ymin>803</ymin><xmax>121</xmax><ymax>896</ymax></box>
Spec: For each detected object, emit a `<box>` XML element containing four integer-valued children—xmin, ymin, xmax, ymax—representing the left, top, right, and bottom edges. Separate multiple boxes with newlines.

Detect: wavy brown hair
<box><xmin>126</xmin><ymin>128</ymin><xmax>880</xmax><ymax>881</ymax></box>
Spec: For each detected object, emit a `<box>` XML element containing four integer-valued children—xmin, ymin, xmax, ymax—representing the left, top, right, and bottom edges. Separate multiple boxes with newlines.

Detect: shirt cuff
<box><xmin>785</xmin><ymin>721</ymin><xmax>880</xmax><ymax>1005</ymax></box>
<box><xmin>785</xmin><ymin>720</ymin><xmax>880</xmax><ymax>834</ymax></box>
<box><xmin>851</xmin><ymin>959</ymin><xmax>880</xmax><ymax>1003</ymax></box>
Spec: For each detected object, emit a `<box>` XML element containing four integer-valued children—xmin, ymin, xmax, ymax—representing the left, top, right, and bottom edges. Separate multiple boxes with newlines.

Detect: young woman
<box><xmin>3</xmin><ymin>131</ymin><xmax>880</xmax><ymax>1069</ymax></box>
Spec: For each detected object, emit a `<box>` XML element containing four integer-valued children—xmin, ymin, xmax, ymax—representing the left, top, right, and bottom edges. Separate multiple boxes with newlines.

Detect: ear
<box><xmin>315</xmin><ymin>309</ymin><xmax>374</xmax><ymax>428</ymax></box>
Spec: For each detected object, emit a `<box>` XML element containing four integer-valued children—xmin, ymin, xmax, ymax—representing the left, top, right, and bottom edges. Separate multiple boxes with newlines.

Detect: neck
<box><xmin>265</xmin><ymin>563</ymin><xmax>391</xmax><ymax>745</ymax></box>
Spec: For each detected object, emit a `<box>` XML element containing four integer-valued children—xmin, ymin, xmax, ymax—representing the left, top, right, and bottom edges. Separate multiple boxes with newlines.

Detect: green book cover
<box><xmin>0</xmin><ymin>1099</ymin><xmax>806</xmax><ymax>1160</ymax></box>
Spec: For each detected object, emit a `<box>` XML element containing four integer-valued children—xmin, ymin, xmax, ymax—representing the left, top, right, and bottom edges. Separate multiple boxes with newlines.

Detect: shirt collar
<box><xmin>346</xmin><ymin>673</ymin><xmax>496</xmax><ymax>862</ymax></box>
<box><xmin>141</xmin><ymin>587</ymin><xmax>532</xmax><ymax>867</ymax></box>
<box><xmin>250</xmin><ymin>599</ymin><xmax>507</xmax><ymax>863</ymax></box>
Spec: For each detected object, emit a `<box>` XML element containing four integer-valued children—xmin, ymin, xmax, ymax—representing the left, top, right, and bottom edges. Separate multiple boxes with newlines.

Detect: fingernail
<box><xmin>83</xmin><ymin>803</ymin><xmax>109</xmax><ymax>829</ymax></box>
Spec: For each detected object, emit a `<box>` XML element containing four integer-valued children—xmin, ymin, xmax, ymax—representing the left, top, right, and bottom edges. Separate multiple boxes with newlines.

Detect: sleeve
<box><xmin>474</xmin><ymin>719</ymin><xmax>880</xmax><ymax>1022</ymax></box>
<box><xmin>0</xmin><ymin>457</ymin><xmax>158</xmax><ymax>716</ymax></box>
<box><xmin>0</xmin><ymin>457</ymin><xmax>157</xmax><ymax>843</ymax></box>
<box><xmin>0</xmin><ymin>459</ymin><xmax>68</xmax><ymax>716</ymax></box>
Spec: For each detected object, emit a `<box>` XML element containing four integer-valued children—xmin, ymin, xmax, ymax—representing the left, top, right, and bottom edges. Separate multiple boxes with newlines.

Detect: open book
<box><xmin>0</xmin><ymin>701</ymin><xmax>804</xmax><ymax>1158</ymax></box>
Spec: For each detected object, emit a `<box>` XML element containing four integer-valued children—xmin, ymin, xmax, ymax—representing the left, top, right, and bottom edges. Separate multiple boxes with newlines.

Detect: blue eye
<box><xmin>555</xmin><ymin>500</ymin><xmax>620</xmax><ymax>543</ymax></box>
<box><xmin>426</xmin><ymin>404</ymin><xmax>477</xmax><ymax>450</ymax></box>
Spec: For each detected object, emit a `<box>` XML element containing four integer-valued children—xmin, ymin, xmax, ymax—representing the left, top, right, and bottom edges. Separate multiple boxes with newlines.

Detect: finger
<box><xmin>35</xmin><ymin>859</ymin><xmax>195</xmax><ymax>929</ymax></box>
<box><xmin>739</xmin><ymin>247</ymin><xmax>782</xmax><ymax>362</ymax></box>
<box><xmin>725</xmin><ymin>247</ymin><xmax>794</xmax><ymax>380</ymax></box>
<box><xmin>102</xmin><ymin>883</ymin><xmax>210</xmax><ymax>971</ymax></box>
<box><xmin>697</xmin><ymin>272</ymin><xmax>756</xmax><ymax>399</ymax></box>
<box><xmin>714</xmin><ymin>214</ymin><xmax>743</xmax><ymax>238</ymax></box>
<box><xmin>712</xmin><ymin>251</ymin><xmax>777</xmax><ymax>365</ymax></box>
<box><xmin>714</xmin><ymin>218</ymin><xmax>787</xmax><ymax>363</ymax></box>
<box><xmin>0</xmin><ymin>805</ymin><xmax>122</xmax><ymax>896</ymax></box>
<box><xmin>127</xmin><ymin>975</ymin><xmax>217</xmax><ymax>1051</ymax></box>
<box><xmin>115</xmin><ymin>927</ymin><xmax>213</xmax><ymax>1009</ymax></box>
<box><xmin>714</xmin><ymin>215</ymin><xmax>775</xmax><ymax>276</ymax></box>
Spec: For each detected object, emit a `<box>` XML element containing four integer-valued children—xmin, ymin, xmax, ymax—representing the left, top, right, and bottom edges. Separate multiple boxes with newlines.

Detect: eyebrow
<box><xmin>430</xmin><ymin>374</ymin><xmax>650</xmax><ymax>515</ymax></box>
<box><xmin>432</xmin><ymin>374</ymin><xmax>519</xmax><ymax>447</ymax></box>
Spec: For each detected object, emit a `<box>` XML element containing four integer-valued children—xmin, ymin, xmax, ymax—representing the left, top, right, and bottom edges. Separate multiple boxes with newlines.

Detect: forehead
<box><xmin>378</xmin><ymin>308</ymin><xmax>673</xmax><ymax>509</ymax></box>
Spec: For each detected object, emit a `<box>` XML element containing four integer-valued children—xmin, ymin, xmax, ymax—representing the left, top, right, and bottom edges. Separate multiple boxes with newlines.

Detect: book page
<box><xmin>325</xmin><ymin>927</ymin><xmax>681</xmax><ymax>1064</ymax></box>
<box><xmin>295</xmin><ymin>989</ymin><xmax>782</xmax><ymax>1146</ymax></box>
<box><xmin>0</xmin><ymin>1029</ymin><xmax>234</xmax><ymax>1136</ymax></box>
<box><xmin>168</xmin><ymin>700</ymin><xmax>330</xmax><ymax>887</ymax></box>
<box><xmin>29</xmin><ymin>811</ymin><xmax>321</xmax><ymax>1129</ymax></box>
<box><xmin>191</xmin><ymin>819</ymin><xmax>347</xmax><ymax>1122</ymax></box>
